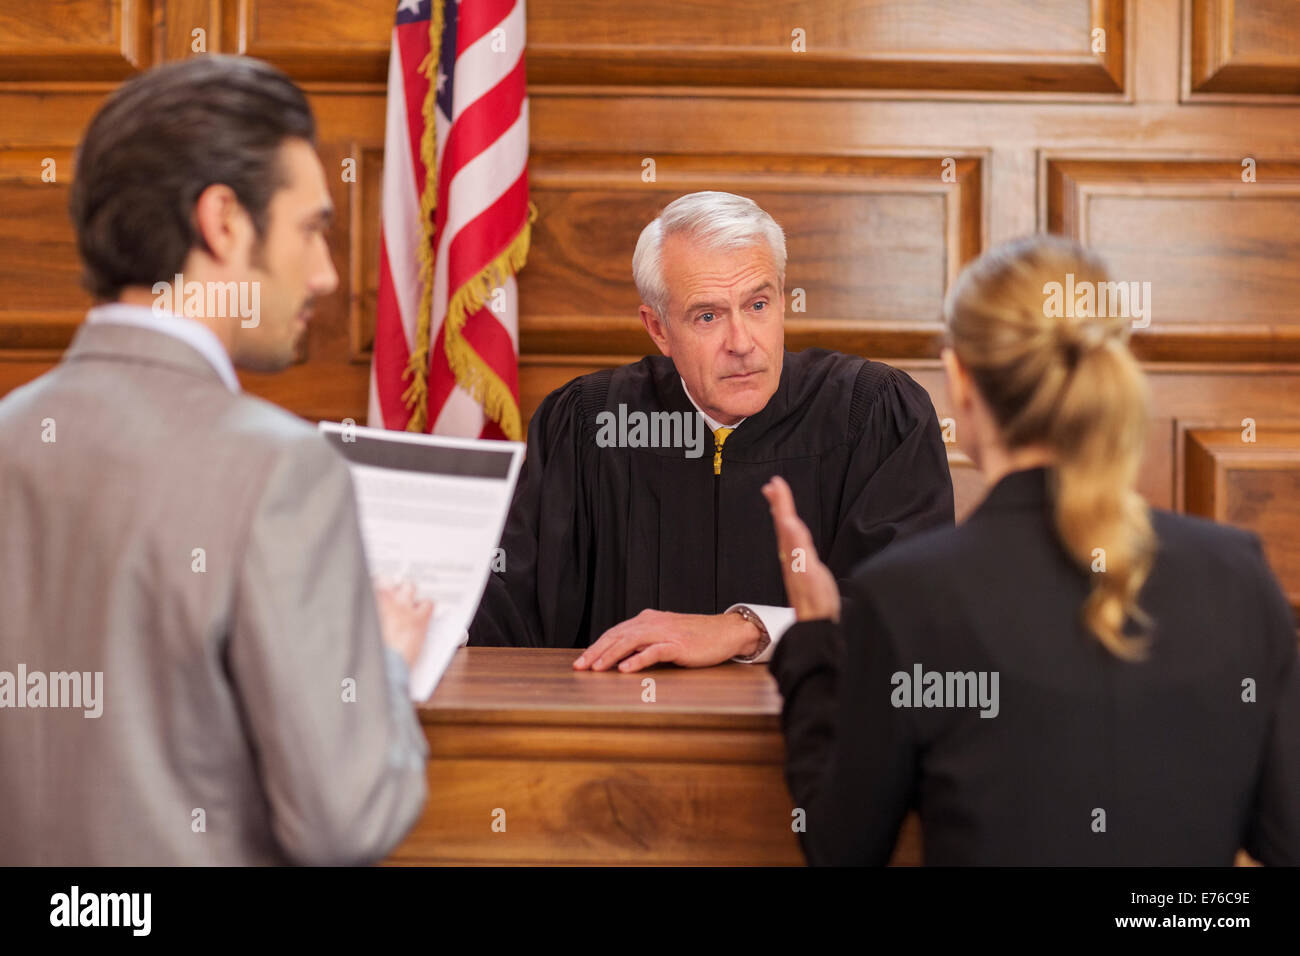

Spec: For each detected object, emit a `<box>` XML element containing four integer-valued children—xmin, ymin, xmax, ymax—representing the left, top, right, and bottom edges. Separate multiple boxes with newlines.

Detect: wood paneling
<box><xmin>906</xmin><ymin>361</ymin><xmax>1183</xmax><ymax>512</ymax></box>
<box><xmin>393</xmin><ymin>646</ymin><xmax>923</xmax><ymax>865</ymax></box>
<box><xmin>515</xmin><ymin>151</ymin><xmax>982</xmax><ymax>359</ymax></box>
<box><xmin>221</xmin><ymin>0</ymin><xmax>394</xmax><ymax>82</ymax></box>
<box><xmin>349</xmin><ymin>149</ymin><xmax>982</xmax><ymax>364</ymax></box>
<box><xmin>1188</xmin><ymin>0</ymin><xmax>1300</xmax><ymax>97</ymax></box>
<box><xmin>204</xmin><ymin>0</ymin><xmax>987</xmax><ymax>94</ymax></box>
<box><xmin>349</xmin><ymin>143</ymin><xmax>384</xmax><ymax>361</ymax></box>
<box><xmin>405</xmin><ymin>645</ymin><xmax>804</xmax><ymax>865</ymax></box>
<box><xmin>1185</xmin><ymin>424</ymin><xmax>1300</xmax><ymax>613</ymax></box>
<box><xmin>0</xmin><ymin>149</ymin><xmax>86</xmax><ymax>354</ymax></box>
<box><xmin>399</xmin><ymin>754</ymin><xmax>803</xmax><ymax>864</ymax></box>
<box><xmin>157</xmin><ymin>0</ymin><xmax>224</xmax><ymax>65</ymax></box>
<box><xmin>1045</xmin><ymin>158</ymin><xmax>1300</xmax><ymax>362</ymax></box>
<box><xmin>0</xmin><ymin>0</ymin><xmax>150</xmax><ymax>81</ymax></box>
<box><xmin>1</xmin><ymin>0</ymin><xmax>1299</xmax><ymax>590</ymax></box>
<box><xmin>528</xmin><ymin>0</ymin><xmax>1125</xmax><ymax>95</ymax></box>
<box><xmin>2</xmin><ymin>0</ymin><xmax>1298</xmax><ymax>867</ymax></box>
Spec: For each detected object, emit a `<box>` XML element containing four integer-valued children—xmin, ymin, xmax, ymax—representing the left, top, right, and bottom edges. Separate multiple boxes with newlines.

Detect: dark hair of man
<box><xmin>69</xmin><ymin>54</ymin><xmax>316</xmax><ymax>301</ymax></box>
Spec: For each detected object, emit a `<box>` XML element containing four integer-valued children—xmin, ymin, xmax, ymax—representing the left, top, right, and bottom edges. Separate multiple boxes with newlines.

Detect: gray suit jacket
<box><xmin>0</xmin><ymin>321</ymin><xmax>427</xmax><ymax>865</ymax></box>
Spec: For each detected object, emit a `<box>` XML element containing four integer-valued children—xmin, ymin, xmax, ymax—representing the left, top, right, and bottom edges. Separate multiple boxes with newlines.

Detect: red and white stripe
<box><xmin>369</xmin><ymin>0</ymin><xmax>528</xmax><ymax>439</ymax></box>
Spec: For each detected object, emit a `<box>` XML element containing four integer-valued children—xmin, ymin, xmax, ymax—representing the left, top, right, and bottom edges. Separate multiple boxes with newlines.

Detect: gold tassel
<box><xmin>401</xmin><ymin>2</ymin><xmax>534</xmax><ymax>440</ymax></box>
<box><xmin>401</xmin><ymin>0</ymin><xmax>445</xmax><ymax>433</ymax></box>
<box><xmin>441</xmin><ymin>213</ymin><xmax>535</xmax><ymax>442</ymax></box>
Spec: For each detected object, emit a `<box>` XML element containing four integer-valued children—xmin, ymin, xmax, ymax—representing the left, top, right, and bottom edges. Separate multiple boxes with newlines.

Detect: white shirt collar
<box><xmin>85</xmin><ymin>303</ymin><xmax>241</xmax><ymax>394</ymax></box>
<box><xmin>680</xmin><ymin>378</ymin><xmax>746</xmax><ymax>434</ymax></box>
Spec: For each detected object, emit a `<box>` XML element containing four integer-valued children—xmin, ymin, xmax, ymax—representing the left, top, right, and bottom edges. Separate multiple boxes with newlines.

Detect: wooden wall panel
<box><xmin>514</xmin><ymin>151</ymin><xmax>982</xmax><ymax>359</ymax></box>
<box><xmin>529</xmin><ymin>0</ymin><xmax>1125</xmax><ymax>94</ymax></box>
<box><xmin>0</xmin><ymin>149</ymin><xmax>86</xmax><ymax>355</ymax></box>
<box><xmin>193</xmin><ymin>0</ymin><xmax>905</xmax><ymax>87</ymax></box>
<box><xmin>909</xmin><ymin>362</ymin><xmax>1182</xmax><ymax>513</ymax></box>
<box><xmin>1188</xmin><ymin>0</ymin><xmax>1300</xmax><ymax>96</ymax></box>
<box><xmin>222</xmin><ymin>0</ymin><xmax>394</xmax><ymax>82</ymax></box>
<box><xmin>350</xmin><ymin>143</ymin><xmax>385</xmax><ymax>361</ymax></box>
<box><xmin>349</xmin><ymin>148</ymin><xmax>981</xmax><ymax>370</ymax></box>
<box><xmin>0</xmin><ymin>0</ymin><xmax>150</xmax><ymax>80</ymax></box>
<box><xmin>1044</xmin><ymin>158</ymin><xmax>1300</xmax><ymax>362</ymax></box>
<box><xmin>0</xmin><ymin>0</ymin><xmax>1299</xmax><ymax>580</ymax></box>
<box><xmin>1184</xmin><ymin>425</ymin><xmax>1300</xmax><ymax>612</ymax></box>
<box><xmin>156</xmin><ymin>0</ymin><xmax>215</xmax><ymax>64</ymax></box>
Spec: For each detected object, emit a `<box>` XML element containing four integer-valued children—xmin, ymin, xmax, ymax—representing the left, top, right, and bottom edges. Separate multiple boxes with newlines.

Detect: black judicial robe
<box><xmin>469</xmin><ymin>348</ymin><xmax>955</xmax><ymax>648</ymax></box>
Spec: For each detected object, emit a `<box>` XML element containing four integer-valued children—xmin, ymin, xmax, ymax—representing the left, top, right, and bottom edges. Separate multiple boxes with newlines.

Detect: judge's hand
<box><xmin>374</xmin><ymin>579</ymin><xmax>434</xmax><ymax>670</ymax></box>
<box><xmin>762</xmin><ymin>476</ymin><xmax>841</xmax><ymax>622</ymax></box>
<box><xmin>573</xmin><ymin>610</ymin><xmax>760</xmax><ymax>673</ymax></box>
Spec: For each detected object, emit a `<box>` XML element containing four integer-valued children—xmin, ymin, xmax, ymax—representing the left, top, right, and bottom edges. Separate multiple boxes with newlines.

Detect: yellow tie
<box><xmin>713</xmin><ymin>427</ymin><xmax>734</xmax><ymax>476</ymax></box>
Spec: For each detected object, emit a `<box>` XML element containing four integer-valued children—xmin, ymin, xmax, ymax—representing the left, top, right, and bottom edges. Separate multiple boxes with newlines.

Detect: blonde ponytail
<box><xmin>944</xmin><ymin>236</ymin><xmax>1155</xmax><ymax>659</ymax></box>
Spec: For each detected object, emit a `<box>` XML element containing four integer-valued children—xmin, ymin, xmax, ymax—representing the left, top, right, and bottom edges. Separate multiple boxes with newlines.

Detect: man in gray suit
<box><xmin>0</xmin><ymin>55</ymin><xmax>430</xmax><ymax>865</ymax></box>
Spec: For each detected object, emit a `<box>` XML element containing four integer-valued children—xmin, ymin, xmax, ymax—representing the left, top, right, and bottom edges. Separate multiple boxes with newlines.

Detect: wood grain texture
<box><xmin>422</xmin><ymin>647</ymin><xmax>784</xmax><ymax>726</ymax></box>
<box><xmin>178</xmin><ymin>0</ymin><xmax>1128</xmax><ymax>92</ymax></box>
<box><xmin>157</xmin><ymin>0</ymin><xmax>220</xmax><ymax>65</ymax></box>
<box><xmin>518</xmin><ymin>150</ymin><xmax>982</xmax><ymax>354</ymax></box>
<box><xmin>1184</xmin><ymin>424</ymin><xmax>1300</xmax><ymax>614</ymax></box>
<box><xmin>1045</xmin><ymin>158</ymin><xmax>1300</xmax><ymax>362</ymax></box>
<box><xmin>222</xmin><ymin>0</ymin><xmax>393</xmax><ymax>82</ymax></box>
<box><xmin>391</xmin><ymin>647</ymin><xmax>923</xmax><ymax>865</ymax></box>
<box><xmin>0</xmin><ymin>149</ymin><xmax>88</xmax><ymax>351</ymax></box>
<box><xmin>1188</xmin><ymin>0</ymin><xmax>1300</xmax><ymax>96</ymax></box>
<box><xmin>2</xmin><ymin>0</ymin><xmax>1300</xmax><ymax>612</ymax></box>
<box><xmin>0</xmin><ymin>0</ymin><xmax>150</xmax><ymax>80</ymax></box>
<box><xmin>528</xmin><ymin>0</ymin><xmax>1123</xmax><ymax>94</ymax></box>
<box><xmin>345</xmin><ymin>148</ymin><xmax>982</xmax><ymax>364</ymax></box>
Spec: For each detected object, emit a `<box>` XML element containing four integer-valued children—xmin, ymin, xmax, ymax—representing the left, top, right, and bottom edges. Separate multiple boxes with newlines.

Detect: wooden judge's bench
<box><xmin>389</xmin><ymin>647</ymin><xmax>1270</xmax><ymax>866</ymax></box>
<box><xmin>388</xmin><ymin>646</ymin><xmax>920</xmax><ymax>866</ymax></box>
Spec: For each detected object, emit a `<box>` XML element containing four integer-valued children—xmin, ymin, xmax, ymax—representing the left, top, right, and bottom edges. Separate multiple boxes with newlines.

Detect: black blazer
<box><xmin>771</xmin><ymin>466</ymin><xmax>1300</xmax><ymax>866</ymax></box>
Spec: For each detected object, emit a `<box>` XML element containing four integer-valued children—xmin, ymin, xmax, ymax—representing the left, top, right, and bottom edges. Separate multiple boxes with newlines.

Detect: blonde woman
<box><xmin>765</xmin><ymin>235</ymin><xmax>1299</xmax><ymax>865</ymax></box>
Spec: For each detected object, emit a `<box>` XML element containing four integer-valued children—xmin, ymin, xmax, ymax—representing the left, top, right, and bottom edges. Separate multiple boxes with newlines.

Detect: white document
<box><xmin>319</xmin><ymin>422</ymin><xmax>524</xmax><ymax>701</ymax></box>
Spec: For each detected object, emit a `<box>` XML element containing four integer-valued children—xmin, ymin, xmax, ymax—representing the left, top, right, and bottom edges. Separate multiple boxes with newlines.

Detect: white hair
<box><xmin>632</xmin><ymin>191</ymin><xmax>787</xmax><ymax>318</ymax></box>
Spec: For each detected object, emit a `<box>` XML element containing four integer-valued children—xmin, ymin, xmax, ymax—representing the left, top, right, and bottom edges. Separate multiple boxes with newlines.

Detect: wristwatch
<box><xmin>729</xmin><ymin>605</ymin><xmax>771</xmax><ymax>662</ymax></box>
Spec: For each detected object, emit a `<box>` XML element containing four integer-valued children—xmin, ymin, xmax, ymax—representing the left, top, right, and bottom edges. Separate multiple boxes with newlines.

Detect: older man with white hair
<box><xmin>470</xmin><ymin>190</ymin><xmax>954</xmax><ymax>670</ymax></box>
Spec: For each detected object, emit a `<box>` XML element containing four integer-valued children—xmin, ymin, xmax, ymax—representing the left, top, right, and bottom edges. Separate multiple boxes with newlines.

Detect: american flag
<box><xmin>369</xmin><ymin>0</ymin><xmax>530</xmax><ymax>440</ymax></box>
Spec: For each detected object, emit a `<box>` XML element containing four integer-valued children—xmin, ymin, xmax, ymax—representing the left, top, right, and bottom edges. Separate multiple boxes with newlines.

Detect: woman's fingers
<box><xmin>763</xmin><ymin>476</ymin><xmax>818</xmax><ymax>566</ymax></box>
<box><xmin>764</xmin><ymin>476</ymin><xmax>842</xmax><ymax>622</ymax></box>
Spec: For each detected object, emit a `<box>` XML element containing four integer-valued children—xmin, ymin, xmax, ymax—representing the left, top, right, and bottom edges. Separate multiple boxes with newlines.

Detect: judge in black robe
<box><xmin>469</xmin><ymin>190</ymin><xmax>954</xmax><ymax>670</ymax></box>
<box><xmin>470</xmin><ymin>347</ymin><xmax>954</xmax><ymax>662</ymax></box>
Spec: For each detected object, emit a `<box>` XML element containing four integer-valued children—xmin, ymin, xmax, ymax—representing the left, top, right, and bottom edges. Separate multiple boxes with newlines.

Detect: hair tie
<box><xmin>1059</xmin><ymin>320</ymin><xmax>1107</xmax><ymax>366</ymax></box>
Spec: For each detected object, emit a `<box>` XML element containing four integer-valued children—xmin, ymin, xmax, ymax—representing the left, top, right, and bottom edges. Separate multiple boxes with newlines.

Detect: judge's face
<box><xmin>231</xmin><ymin>139</ymin><xmax>338</xmax><ymax>372</ymax></box>
<box><xmin>640</xmin><ymin>234</ymin><xmax>785</xmax><ymax>426</ymax></box>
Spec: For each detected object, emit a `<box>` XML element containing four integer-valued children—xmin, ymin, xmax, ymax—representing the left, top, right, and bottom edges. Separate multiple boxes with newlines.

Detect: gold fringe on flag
<box><xmin>401</xmin><ymin>0</ymin><xmax>445</xmax><ymax>434</ymax></box>
<box><xmin>401</xmin><ymin>0</ymin><xmax>532</xmax><ymax>441</ymax></box>
<box><xmin>440</xmin><ymin>203</ymin><xmax>537</xmax><ymax>442</ymax></box>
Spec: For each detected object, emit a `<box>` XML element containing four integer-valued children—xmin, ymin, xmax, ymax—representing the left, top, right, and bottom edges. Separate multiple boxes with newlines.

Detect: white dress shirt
<box><xmin>680</xmin><ymin>378</ymin><xmax>796</xmax><ymax>664</ymax></box>
<box><xmin>85</xmin><ymin>302</ymin><xmax>241</xmax><ymax>394</ymax></box>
